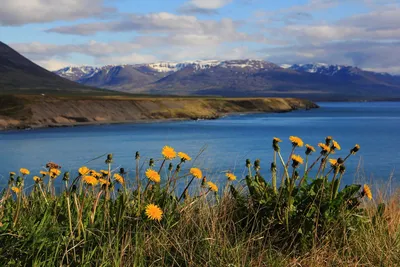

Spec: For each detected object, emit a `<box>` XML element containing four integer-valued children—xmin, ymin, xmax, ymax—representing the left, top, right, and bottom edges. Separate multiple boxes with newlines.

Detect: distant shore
<box><xmin>0</xmin><ymin>95</ymin><xmax>318</xmax><ymax>131</ymax></box>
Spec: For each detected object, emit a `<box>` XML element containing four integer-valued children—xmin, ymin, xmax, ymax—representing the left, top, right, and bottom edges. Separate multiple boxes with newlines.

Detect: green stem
<box><xmin>178</xmin><ymin>176</ymin><xmax>196</xmax><ymax>202</ymax></box>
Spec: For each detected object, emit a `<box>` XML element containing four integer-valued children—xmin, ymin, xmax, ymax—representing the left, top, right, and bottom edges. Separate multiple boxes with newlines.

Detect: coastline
<box><xmin>0</xmin><ymin>95</ymin><xmax>319</xmax><ymax>131</ymax></box>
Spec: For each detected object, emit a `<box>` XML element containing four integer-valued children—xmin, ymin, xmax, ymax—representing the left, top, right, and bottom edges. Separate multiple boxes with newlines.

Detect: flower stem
<box><xmin>178</xmin><ymin>176</ymin><xmax>195</xmax><ymax>202</ymax></box>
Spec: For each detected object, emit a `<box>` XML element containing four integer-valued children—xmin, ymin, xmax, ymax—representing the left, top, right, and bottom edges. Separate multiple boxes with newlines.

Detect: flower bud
<box><xmin>149</xmin><ymin>158</ymin><xmax>155</xmax><ymax>167</ymax></box>
<box><xmin>105</xmin><ymin>154</ymin><xmax>113</xmax><ymax>164</ymax></box>
<box><xmin>254</xmin><ymin>159</ymin><xmax>261</xmax><ymax>172</ymax></box>
<box><xmin>63</xmin><ymin>171</ymin><xmax>70</xmax><ymax>181</ymax></box>
<box><xmin>135</xmin><ymin>151</ymin><xmax>140</xmax><ymax>160</ymax></box>
<box><xmin>246</xmin><ymin>159</ymin><xmax>251</xmax><ymax>168</ymax></box>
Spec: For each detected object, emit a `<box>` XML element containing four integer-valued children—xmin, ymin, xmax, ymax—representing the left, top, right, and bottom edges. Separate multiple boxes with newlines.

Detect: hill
<box><xmin>0</xmin><ymin>41</ymin><xmax>119</xmax><ymax>95</ymax></box>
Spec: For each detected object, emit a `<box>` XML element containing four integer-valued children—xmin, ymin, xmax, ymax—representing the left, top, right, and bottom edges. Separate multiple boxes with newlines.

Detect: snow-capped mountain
<box><xmin>51</xmin><ymin>59</ymin><xmax>400</xmax><ymax>100</ymax></box>
<box><xmin>283</xmin><ymin>63</ymin><xmax>363</xmax><ymax>76</ymax></box>
<box><xmin>54</xmin><ymin>66</ymin><xmax>98</xmax><ymax>81</ymax></box>
<box><xmin>54</xmin><ymin>59</ymin><xmax>280</xmax><ymax>82</ymax></box>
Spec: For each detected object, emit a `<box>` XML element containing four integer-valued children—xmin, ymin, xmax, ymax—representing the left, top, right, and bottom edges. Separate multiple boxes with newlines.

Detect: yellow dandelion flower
<box><xmin>291</xmin><ymin>154</ymin><xmax>304</xmax><ymax>165</ymax></box>
<box><xmin>145</xmin><ymin>169</ymin><xmax>161</xmax><ymax>183</ymax></box>
<box><xmin>273</xmin><ymin>137</ymin><xmax>282</xmax><ymax>142</ymax></box>
<box><xmin>114</xmin><ymin>173</ymin><xmax>124</xmax><ymax>184</ymax></box>
<box><xmin>207</xmin><ymin>181</ymin><xmax>218</xmax><ymax>192</ymax></box>
<box><xmin>306</xmin><ymin>144</ymin><xmax>316</xmax><ymax>152</ymax></box>
<box><xmin>83</xmin><ymin>176</ymin><xmax>98</xmax><ymax>186</ymax></box>
<box><xmin>329</xmin><ymin>159</ymin><xmax>338</xmax><ymax>166</ymax></box>
<box><xmin>100</xmin><ymin>170</ymin><xmax>109</xmax><ymax>175</ymax></box>
<box><xmin>33</xmin><ymin>176</ymin><xmax>42</xmax><ymax>183</ymax></box>
<box><xmin>226</xmin><ymin>172</ymin><xmax>237</xmax><ymax>181</ymax></box>
<box><xmin>162</xmin><ymin>146</ymin><xmax>177</xmax><ymax>160</ymax></box>
<box><xmin>50</xmin><ymin>168</ymin><xmax>61</xmax><ymax>179</ymax></box>
<box><xmin>289</xmin><ymin>136</ymin><xmax>304</xmax><ymax>147</ymax></box>
<box><xmin>318</xmin><ymin>143</ymin><xmax>331</xmax><ymax>153</ymax></box>
<box><xmin>11</xmin><ymin>187</ymin><xmax>20</xmax><ymax>194</ymax></box>
<box><xmin>362</xmin><ymin>184</ymin><xmax>372</xmax><ymax>200</ymax></box>
<box><xmin>190</xmin><ymin>168</ymin><xmax>203</xmax><ymax>179</ymax></box>
<box><xmin>79</xmin><ymin>166</ymin><xmax>90</xmax><ymax>176</ymax></box>
<box><xmin>145</xmin><ymin>204</ymin><xmax>163</xmax><ymax>221</ymax></box>
<box><xmin>178</xmin><ymin>152</ymin><xmax>192</xmax><ymax>161</ymax></box>
<box><xmin>20</xmin><ymin>168</ymin><xmax>30</xmax><ymax>175</ymax></box>
<box><xmin>40</xmin><ymin>171</ymin><xmax>48</xmax><ymax>176</ymax></box>
<box><xmin>9</xmin><ymin>172</ymin><xmax>16</xmax><ymax>176</ymax></box>
<box><xmin>99</xmin><ymin>178</ymin><xmax>110</xmax><ymax>186</ymax></box>
<box><xmin>332</xmin><ymin>140</ymin><xmax>341</xmax><ymax>150</ymax></box>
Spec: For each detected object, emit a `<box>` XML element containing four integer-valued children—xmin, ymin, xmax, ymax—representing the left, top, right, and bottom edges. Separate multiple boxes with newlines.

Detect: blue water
<box><xmin>1</xmin><ymin>102</ymin><xmax>399</xmax><ymax>188</ymax></box>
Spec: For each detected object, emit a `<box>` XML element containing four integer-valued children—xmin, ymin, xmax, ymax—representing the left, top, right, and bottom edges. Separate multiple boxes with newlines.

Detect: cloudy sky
<box><xmin>1</xmin><ymin>0</ymin><xmax>399</xmax><ymax>73</ymax></box>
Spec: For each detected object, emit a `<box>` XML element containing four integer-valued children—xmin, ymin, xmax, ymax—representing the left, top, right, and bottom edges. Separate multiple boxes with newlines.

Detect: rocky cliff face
<box><xmin>0</xmin><ymin>95</ymin><xmax>318</xmax><ymax>130</ymax></box>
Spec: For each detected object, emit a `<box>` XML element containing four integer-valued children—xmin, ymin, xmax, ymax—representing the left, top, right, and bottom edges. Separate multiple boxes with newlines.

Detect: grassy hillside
<box><xmin>0</xmin><ymin>41</ymin><xmax>120</xmax><ymax>95</ymax></box>
<box><xmin>0</xmin><ymin>95</ymin><xmax>318</xmax><ymax>130</ymax></box>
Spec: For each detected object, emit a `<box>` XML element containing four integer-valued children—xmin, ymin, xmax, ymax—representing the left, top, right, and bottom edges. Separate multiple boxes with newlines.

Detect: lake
<box><xmin>1</xmin><ymin>102</ymin><xmax>399</xmax><ymax>188</ymax></box>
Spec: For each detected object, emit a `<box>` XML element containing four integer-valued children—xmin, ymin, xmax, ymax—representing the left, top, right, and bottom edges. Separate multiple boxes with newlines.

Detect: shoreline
<box><xmin>0</xmin><ymin>95</ymin><xmax>319</xmax><ymax>131</ymax></box>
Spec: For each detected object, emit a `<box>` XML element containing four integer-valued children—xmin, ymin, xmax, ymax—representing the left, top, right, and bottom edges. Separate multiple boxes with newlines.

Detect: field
<box><xmin>1</xmin><ymin>137</ymin><xmax>399</xmax><ymax>266</ymax></box>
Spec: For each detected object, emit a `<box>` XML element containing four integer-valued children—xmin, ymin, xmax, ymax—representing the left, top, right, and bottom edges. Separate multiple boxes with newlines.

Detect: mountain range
<box><xmin>1</xmin><ymin>39</ymin><xmax>400</xmax><ymax>101</ymax></box>
<box><xmin>54</xmin><ymin>60</ymin><xmax>400</xmax><ymax>101</ymax></box>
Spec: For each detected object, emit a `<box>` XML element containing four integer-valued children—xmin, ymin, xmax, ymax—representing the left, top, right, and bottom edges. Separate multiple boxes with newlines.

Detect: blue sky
<box><xmin>1</xmin><ymin>0</ymin><xmax>399</xmax><ymax>73</ymax></box>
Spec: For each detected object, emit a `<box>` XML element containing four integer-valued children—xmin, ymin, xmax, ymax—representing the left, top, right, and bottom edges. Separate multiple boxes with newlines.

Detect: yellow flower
<box><xmin>329</xmin><ymin>159</ymin><xmax>338</xmax><ymax>166</ymax></box>
<box><xmin>178</xmin><ymin>152</ymin><xmax>192</xmax><ymax>161</ymax></box>
<box><xmin>114</xmin><ymin>173</ymin><xmax>124</xmax><ymax>184</ymax></box>
<box><xmin>9</xmin><ymin>172</ymin><xmax>16</xmax><ymax>176</ymax></box>
<box><xmin>162</xmin><ymin>146</ymin><xmax>177</xmax><ymax>160</ymax></box>
<box><xmin>100</xmin><ymin>170</ymin><xmax>109</xmax><ymax>175</ymax></box>
<box><xmin>79</xmin><ymin>166</ymin><xmax>90</xmax><ymax>176</ymax></box>
<box><xmin>190</xmin><ymin>168</ymin><xmax>203</xmax><ymax>179</ymax></box>
<box><xmin>33</xmin><ymin>176</ymin><xmax>42</xmax><ymax>183</ymax></box>
<box><xmin>325</xmin><ymin>136</ymin><xmax>332</xmax><ymax>145</ymax></box>
<box><xmin>50</xmin><ymin>168</ymin><xmax>61</xmax><ymax>179</ymax></box>
<box><xmin>99</xmin><ymin>178</ymin><xmax>110</xmax><ymax>186</ymax></box>
<box><xmin>40</xmin><ymin>171</ymin><xmax>48</xmax><ymax>176</ymax></box>
<box><xmin>291</xmin><ymin>154</ymin><xmax>304</xmax><ymax>165</ymax></box>
<box><xmin>207</xmin><ymin>181</ymin><xmax>218</xmax><ymax>192</ymax></box>
<box><xmin>226</xmin><ymin>172</ymin><xmax>236</xmax><ymax>181</ymax></box>
<box><xmin>306</xmin><ymin>144</ymin><xmax>316</xmax><ymax>152</ymax></box>
<box><xmin>273</xmin><ymin>137</ymin><xmax>282</xmax><ymax>142</ymax></box>
<box><xmin>318</xmin><ymin>143</ymin><xmax>331</xmax><ymax>153</ymax></box>
<box><xmin>11</xmin><ymin>187</ymin><xmax>20</xmax><ymax>194</ymax></box>
<box><xmin>289</xmin><ymin>136</ymin><xmax>304</xmax><ymax>147</ymax></box>
<box><xmin>90</xmin><ymin>170</ymin><xmax>101</xmax><ymax>178</ymax></box>
<box><xmin>362</xmin><ymin>184</ymin><xmax>372</xmax><ymax>200</ymax></box>
<box><xmin>83</xmin><ymin>176</ymin><xmax>99</xmax><ymax>186</ymax></box>
<box><xmin>145</xmin><ymin>169</ymin><xmax>161</xmax><ymax>183</ymax></box>
<box><xmin>20</xmin><ymin>168</ymin><xmax>30</xmax><ymax>175</ymax></box>
<box><xmin>332</xmin><ymin>140</ymin><xmax>341</xmax><ymax>150</ymax></box>
<box><xmin>145</xmin><ymin>204</ymin><xmax>163</xmax><ymax>221</ymax></box>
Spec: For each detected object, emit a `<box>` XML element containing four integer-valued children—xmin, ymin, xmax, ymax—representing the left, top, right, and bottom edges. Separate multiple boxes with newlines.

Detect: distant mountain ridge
<box><xmin>53</xmin><ymin>60</ymin><xmax>400</xmax><ymax>100</ymax></box>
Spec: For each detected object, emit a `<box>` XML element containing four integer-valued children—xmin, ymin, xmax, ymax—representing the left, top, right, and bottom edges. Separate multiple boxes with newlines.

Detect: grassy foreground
<box><xmin>1</xmin><ymin>137</ymin><xmax>399</xmax><ymax>266</ymax></box>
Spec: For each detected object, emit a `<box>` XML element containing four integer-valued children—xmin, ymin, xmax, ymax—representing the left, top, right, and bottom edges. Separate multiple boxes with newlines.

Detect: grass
<box><xmin>0</xmin><ymin>138</ymin><xmax>399</xmax><ymax>266</ymax></box>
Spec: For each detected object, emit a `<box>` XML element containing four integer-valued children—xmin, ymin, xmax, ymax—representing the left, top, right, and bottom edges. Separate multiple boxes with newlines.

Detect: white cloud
<box><xmin>0</xmin><ymin>0</ymin><xmax>114</xmax><ymax>26</ymax></box>
<box><xmin>178</xmin><ymin>0</ymin><xmax>232</xmax><ymax>14</ymax></box>
<box><xmin>190</xmin><ymin>0</ymin><xmax>233</xmax><ymax>9</ymax></box>
<box><xmin>35</xmin><ymin>58</ymin><xmax>77</xmax><ymax>71</ymax></box>
<box><xmin>96</xmin><ymin>53</ymin><xmax>158</xmax><ymax>65</ymax></box>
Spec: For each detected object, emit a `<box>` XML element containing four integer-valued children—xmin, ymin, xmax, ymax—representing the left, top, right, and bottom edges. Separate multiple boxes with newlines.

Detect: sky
<box><xmin>0</xmin><ymin>0</ymin><xmax>399</xmax><ymax>73</ymax></box>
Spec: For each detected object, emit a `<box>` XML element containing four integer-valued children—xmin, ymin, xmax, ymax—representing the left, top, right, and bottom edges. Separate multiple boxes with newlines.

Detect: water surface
<box><xmin>1</xmin><ymin>102</ymin><xmax>399</xmax><ymax>187</ymax></box>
